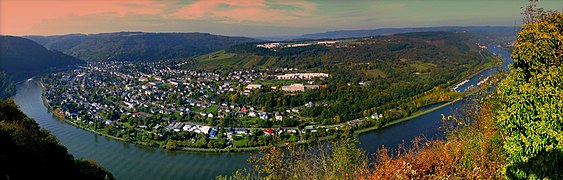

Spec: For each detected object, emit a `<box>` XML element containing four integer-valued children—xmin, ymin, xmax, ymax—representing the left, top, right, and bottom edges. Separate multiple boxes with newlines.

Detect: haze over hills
<box><xmin>25</xmin><ymin>32</ymin><xmax>261</xmax><ymax>62</ymax></box>
<box><xmin>258</xmin><ymin>26</ymin><xmax>517</xmax><ymax>42</ymax></box>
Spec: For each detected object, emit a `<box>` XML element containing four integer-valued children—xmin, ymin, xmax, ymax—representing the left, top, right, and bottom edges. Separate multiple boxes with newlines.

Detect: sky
<box><xmin>1</xmin><ymin>0</ymin><xmax>562</xmax><ymax>37</ymax></box>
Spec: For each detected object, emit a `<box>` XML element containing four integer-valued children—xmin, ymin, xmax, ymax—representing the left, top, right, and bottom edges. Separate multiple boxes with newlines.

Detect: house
<box><xmin>371</xmin><ymin>113</ymin><xmax>380</xmax><ymax>120</ymax></box>
<box><xmin>259</xmin><ymin>113</ymin><xmax>268</xmax><ymax>120</ymax></box>
<box><xmin>275</xmin><ymin>114</ymin><xmax>283</xmax><ymax>121</ymax></box>
<box><xmin>209</xmin><ymin>128</ymin><xmax>219</xmax><ymax>138</ymax></box>
<box><xmin>234</xmin><ymin>128</ymin><xmax>249</xmax><ymax>135</ymax></box>
<box><xmin>103</xmin><ymin>120</ymin><xmax>113</xmax><ymax>126</ymax></box>
<box><xmin>245</xmin><ymin>84</ymin><xmax>262</xmax><ymax>90</ymax></box>
<box><xmin>305</xmin><ymin>101</ymin><xmax>313</xmax><ymax>107</ymax></box>
<box><xmin>264</xmin><ymin>128</ymin><xmax>275</xmax><ymax>136</ymax></box>
<box><xmin>249</xmin><ymin>111</ymin><xmax>257</xmax><ymax>117</ymax></box>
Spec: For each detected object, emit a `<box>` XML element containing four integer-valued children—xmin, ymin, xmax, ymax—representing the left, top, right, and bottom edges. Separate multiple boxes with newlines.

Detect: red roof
<box><xmin>264</xmin><ymin>128</ymin><xmax>274</xmax><ymax>134</ymax></box>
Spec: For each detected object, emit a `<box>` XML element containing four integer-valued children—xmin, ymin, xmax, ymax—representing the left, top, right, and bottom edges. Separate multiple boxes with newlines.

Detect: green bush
<box><xmin>496</xmin><ymin>12</ymin><xmax>563</xmax><ymax>179</ymax></box>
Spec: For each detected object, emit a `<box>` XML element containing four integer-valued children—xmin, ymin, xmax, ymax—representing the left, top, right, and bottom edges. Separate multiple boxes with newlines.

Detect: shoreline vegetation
<box><xmin>37</xmin><ymin>61</ymin><xmax>488</xmax><ymax>152</ymax></box>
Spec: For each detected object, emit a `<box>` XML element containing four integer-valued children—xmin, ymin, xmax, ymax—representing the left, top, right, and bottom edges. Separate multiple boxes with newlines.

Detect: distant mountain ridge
<box><xmin>25</xmin><ymin>32</ymin><xmax>261</xmax><ymax>62</ymax></box>
<box><xmin>269</xmin><ymin>26</ymin><xmax>518</xmax><ymax>42</ymax></box>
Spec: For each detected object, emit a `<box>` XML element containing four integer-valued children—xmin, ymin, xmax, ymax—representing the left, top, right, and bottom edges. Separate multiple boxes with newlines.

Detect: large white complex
<box><xmin>276</xmin><ymin>73</ymin><xmax>329</xmax><ymax>80</ymax></box>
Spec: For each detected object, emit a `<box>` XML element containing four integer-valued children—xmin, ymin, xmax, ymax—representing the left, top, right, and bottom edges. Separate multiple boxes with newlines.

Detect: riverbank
<box><xmin>39</xmin><ymin>81</ymin><xmax>148</xmax><ymax>146</ymax></box>
<box><xmin>355</xmin><ymin>55</ymin><xmax>499</xmax><ymax>134</ymax></box>
<box><xmin>355</xmin><ymin>98</ymin><xmax>461</xmax><ymax>134</ymax></box>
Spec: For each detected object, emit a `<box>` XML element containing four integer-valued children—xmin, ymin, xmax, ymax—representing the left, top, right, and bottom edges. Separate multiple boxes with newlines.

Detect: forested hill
<box><xmin>25</xmin><ymin>32</ymin><xmax>261</xmax><ymax>62</ymax></box>
<box><xmin>0</xmin><ymin>36</ymin><xmax>84</xmax><ymax>80</ymax></box>
<box><xmin>0</xmin><ymin>99</ymin><xmax>114</xmax><ymax>179</ymax></box>
<box><xmin>0</xmin><ymin>36</ymin><xmax>85</xmax><ymax>99</ymax></box>
<box><xmin>197</xmin><ymin>31</ymin><xmax>488</xmax><ymax>81</ymax></box>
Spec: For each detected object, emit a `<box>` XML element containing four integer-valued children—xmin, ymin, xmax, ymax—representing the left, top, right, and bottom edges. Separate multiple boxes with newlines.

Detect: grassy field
<box><xmin>410</xmin><ymin>61</ymin><xmax>437</xmax><ymax>72</ymax></box>
<box><xmin>360</xmin><ymin>69</ymin><xmax>387</xmax><ymax>78</ymax></box>
<box><xmin>196</xmin><ymin>50</ymin><xmax>280</xmax><ymax>70</ymax></box>
<box><xmin>233</xmin><ymin>136</ymin><xmax>249</xmax><ymax>147</ymax></box>
<box><xmin>205</xmin><ymin>105</ymin><xmax>219</xmax><ymax>114</ymax></box>
<box><xmin>196</xmin><ymin>50</ymin><xmax>235</xmax><ymax>62</ymax></box>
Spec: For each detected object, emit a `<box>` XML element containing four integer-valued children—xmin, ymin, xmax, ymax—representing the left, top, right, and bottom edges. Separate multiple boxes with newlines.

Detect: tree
<box><xmin>496</xmin><ymin>9</ymin><xmax>562</xmax><ymax>179</ymax></box>
<box><xmin>227</xmin><ymin>128</ymin><xmax>367</xmax><ymax>179</ymax></box>
<box><xmin>0</xmin><ymin>99</ymin><xmax>114</xmax><ymax>179</ymax></box>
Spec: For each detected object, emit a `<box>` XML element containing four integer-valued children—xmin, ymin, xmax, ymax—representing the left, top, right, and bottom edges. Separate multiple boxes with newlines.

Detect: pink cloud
<box><xmin>168</xmin><ymin>0</ymin><xmax>317</xmax><ymax>25</ymax></box>
<box><xmin>0</xmin><ymin>0</ymin><xmax>320</xmax><ymax>36</ymax></box>
<box><xmin>0</xmin><ymin>0</ymin><xmax>167</xmax><ymax>35</ymax></box>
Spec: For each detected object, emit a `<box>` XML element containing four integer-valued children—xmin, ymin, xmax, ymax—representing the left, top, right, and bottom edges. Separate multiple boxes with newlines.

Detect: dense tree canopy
<box><xmin>0</xmin><ymin>99</ymin><xmax>114</xmax><ymax>179</ymax></box>
<box><xmin>496</xmin><ymin>12</ymin><xmax>563</xmax><ymax>179</ymax></box>
<box><xmin>25</xmin><ymin>32</ymin><xmax>260</xmax><ymax>62</ymax></box>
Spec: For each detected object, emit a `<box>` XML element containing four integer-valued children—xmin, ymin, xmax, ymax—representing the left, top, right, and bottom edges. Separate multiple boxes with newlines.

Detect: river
<box><xmin>13</xmin><ymin>44</ymin><xmax>512</xmax><ymax>179</ymax></box>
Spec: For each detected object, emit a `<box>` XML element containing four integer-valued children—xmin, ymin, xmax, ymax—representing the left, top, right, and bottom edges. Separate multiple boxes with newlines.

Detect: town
<box><xmin>42</xmin><ymin>60</ymin><xmax>374</xmax><ymax>150</ymax></box>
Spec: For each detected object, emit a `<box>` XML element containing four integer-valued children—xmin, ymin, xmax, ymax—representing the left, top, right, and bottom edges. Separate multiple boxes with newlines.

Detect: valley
<box><xmin>40</xmin><ymin>31</ymin><xmax>502</xmax><ymax>151</ymax></box>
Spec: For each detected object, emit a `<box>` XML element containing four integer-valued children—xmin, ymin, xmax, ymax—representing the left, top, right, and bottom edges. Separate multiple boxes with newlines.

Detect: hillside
<box><xmin>0</xmin><ymin>36</ymin><xmax>85</xmax><ymax>99</ymax></box>
<box><xmin>0</xmin><ymin>99</ymin><xmax>114</xmax><ymax>179</ymax></box>
<box><xmin>198</xmin><ymin>31</ymin><xmax>488</xmax><ymax>84</ymax></box>
<box><xmin>25</xmin><ymin>32</ymin><xmax>261</xmax><ymax>62</ymax></box>
<box><xmin>0</xmin><ymin>36</ymin><xmax>84</xmax><ymax>80</ymax></box>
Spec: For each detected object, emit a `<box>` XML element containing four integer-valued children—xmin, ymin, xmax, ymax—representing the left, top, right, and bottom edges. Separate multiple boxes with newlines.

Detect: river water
<box><xmin>13</xmin><ymin>44</ymin><xmax>512</xmax><ymax>180</ymax></box>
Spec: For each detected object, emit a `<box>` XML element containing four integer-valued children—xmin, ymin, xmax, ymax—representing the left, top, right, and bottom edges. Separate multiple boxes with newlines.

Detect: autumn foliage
<box><xmin>364</xmin><ymin>11</ymin><xmax>563</xmax><ymax>180</ymax></box>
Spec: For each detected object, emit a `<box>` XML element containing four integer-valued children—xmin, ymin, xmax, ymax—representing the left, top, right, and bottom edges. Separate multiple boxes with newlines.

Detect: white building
<box><xmin>245</xmin><ymin>84</ymin><xmax>262</xmax><ymax>90</ymax></box>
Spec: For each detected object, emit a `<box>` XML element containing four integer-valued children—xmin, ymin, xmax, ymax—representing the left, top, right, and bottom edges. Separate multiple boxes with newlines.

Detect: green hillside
<box><xmin>0</xmin><ymin>99</ymin><xmax>114</xmax><ymax>179</ymax></box>
<box><xmin>0</xmin><ymin>36</ymin><xmax>85</xmax><ymax>99</ymax></box>
<box><xmin>198</xmin><ymin>31</ymin><xmax>490</xmax><ymax>86</ymax></box>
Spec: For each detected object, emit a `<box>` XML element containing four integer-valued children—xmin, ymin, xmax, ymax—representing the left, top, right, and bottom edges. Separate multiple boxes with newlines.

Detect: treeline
<box><xmin>0</xmin><ymin>99</ymin><xmax>114</xmax><ymax>179</ymax></box>
<box><xmin>0</xmin><ymin>72</ymin><xmax>14</xmax><ymax>100</ymax></box>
